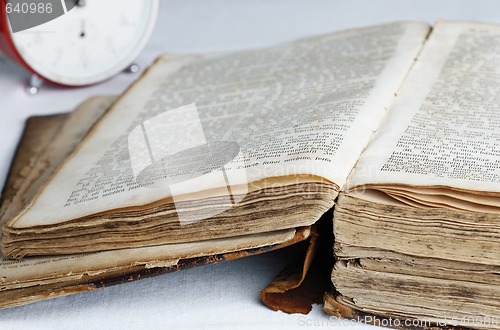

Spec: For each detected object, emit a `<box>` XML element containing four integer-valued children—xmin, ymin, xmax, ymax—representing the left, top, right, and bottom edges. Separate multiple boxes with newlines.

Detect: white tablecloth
<box><xmin>1</xmin><ymin>1</ymin><xmax>499</xmax><ymax>329</ymax></box>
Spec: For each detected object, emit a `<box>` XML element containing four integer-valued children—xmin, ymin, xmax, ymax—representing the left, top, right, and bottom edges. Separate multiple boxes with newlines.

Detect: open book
<box><xmin>0</xmin><ymin>96</ymin><xmax>314</xmax><ymax>308</ymax></box>
<box><xmin>1</xmin><ymin>21</ymin><xmax>427</xmax><ymax>257</ymax></box>
<box><xmin>323</xmin><ymin>21</ymin><xmax>500</xmax><ymax>329</ymax></box>
<box><xmin>1</xmin><ymin>21</ymin><xmax>499</xmax><ymax>328</ymax></box>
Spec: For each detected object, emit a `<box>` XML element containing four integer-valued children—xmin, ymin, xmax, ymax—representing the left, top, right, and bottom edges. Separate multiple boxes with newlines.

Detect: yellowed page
<box><xmin>0</xmin><ymin>96</ymin><xmax>298</xmax><ymax>289</ymax></box>
<box><xmin>10</xmin><ymin>22</ymin><xmax>429</xmax><ymax>228</ymax></box>
<box><xmin>347</xmin><ymin>21</ymin><xmax>500</xmax><ymax>195</ymax></box>
<box><xmin>0</xmin><ymin>229</ymin><xmax>296</xmax><ymax>289</ymax></box>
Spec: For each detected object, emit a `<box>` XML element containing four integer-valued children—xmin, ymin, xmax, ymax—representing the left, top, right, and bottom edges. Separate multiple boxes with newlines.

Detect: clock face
<box><xmin>7</xmin><ymin>0</ymin><xmax>158</xmax><ymax>86</ymax></box>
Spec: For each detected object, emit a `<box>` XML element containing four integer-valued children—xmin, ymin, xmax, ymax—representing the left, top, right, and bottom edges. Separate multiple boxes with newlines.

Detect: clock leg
<box><xmin>26</xmin><ymin>74</ymin><xmax>44</xmax><ymax>95</ymax></box>
<box><xmin>124</xmin><ymin>63</ymin><xmax>140</xmax><ymax>74</ymax></box>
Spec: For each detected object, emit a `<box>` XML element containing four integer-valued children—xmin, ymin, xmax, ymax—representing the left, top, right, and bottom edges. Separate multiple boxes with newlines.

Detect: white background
<box><xmin>1</xmin><ymin>1</ymin><xmax>499</xmax><ymax>329</ymax></box>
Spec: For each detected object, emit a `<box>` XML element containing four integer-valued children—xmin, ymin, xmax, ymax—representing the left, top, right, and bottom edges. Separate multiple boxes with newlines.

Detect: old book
<box><xmin>0</xmin><ymin>95</ymin><xmax>313</xmax><ymax>308</ymax></box>
<box><xmin>324</xmin><ymin>21</ymin><xmax>500</xmax><ymax>329</ymax></box>
<box><xmin>1</xmin><ymin>20</ymin><xmax>499</xmax><ymax>328</ymax></box>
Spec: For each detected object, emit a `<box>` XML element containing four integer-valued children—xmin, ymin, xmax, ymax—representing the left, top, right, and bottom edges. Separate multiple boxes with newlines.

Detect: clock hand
<box><xmin>76</xmin><ymin>0</ymin><xmax>86</xmax><ymax>38</ymax></box>
<box><xmin>80</xmin><ymin>20</ymin><xmax>86</xmax><ymax>38</ymax></box>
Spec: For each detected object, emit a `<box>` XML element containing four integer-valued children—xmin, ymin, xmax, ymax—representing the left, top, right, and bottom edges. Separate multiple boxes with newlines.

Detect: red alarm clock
<box><xmin>0</xmin><ymin>0</ymin><xmax>158</xmax><ymax>87</ymax></box>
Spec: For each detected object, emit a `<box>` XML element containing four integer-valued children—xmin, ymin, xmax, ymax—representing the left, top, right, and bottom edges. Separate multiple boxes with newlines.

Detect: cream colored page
<box><xmin>0</xmin><ymin>96</ymin><xmax>296</xmax><ymax>289</ymax></box>
<box><xmin>13</xmin><ymin>22</ymin><xmax>429</xmax><ymax>228</ymax></box>
<box><xmin>347</xmin><ymin>21</ymin><xmax>500</xmax><ymax>193</ymax></box>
